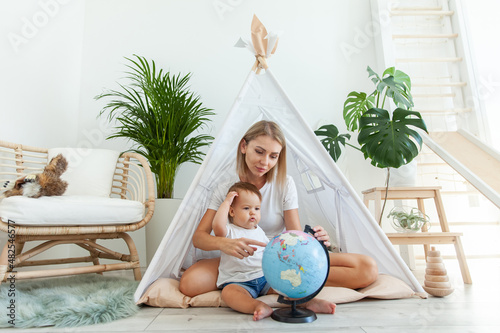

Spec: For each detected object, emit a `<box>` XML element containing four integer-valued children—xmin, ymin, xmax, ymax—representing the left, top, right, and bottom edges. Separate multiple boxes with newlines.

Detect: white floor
<box><xmin>4</xmin><ymin>258</ymin><xmax>500</xmax><ymax>333</ymax></box>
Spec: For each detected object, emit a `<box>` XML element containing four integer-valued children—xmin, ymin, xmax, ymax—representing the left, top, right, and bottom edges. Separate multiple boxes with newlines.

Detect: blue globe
<box><xmin>262</xmin><ymin>230</ymin><xmax>329</xmax><ymax>299</ymax></box>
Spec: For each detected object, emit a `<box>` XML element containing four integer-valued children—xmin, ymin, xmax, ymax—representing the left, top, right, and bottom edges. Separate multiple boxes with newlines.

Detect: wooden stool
<box><xmin>362</xmin><ymin>186</ymin><xmax>472</xmax><ymax>284</ymax></box>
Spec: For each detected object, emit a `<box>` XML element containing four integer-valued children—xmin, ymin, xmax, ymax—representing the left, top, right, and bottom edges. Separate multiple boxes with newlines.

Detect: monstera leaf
<box><xmin>367</xmin><ymin>66</ymin><xmax>413</xmax><ymax>110</ymax></box>
<box><xmin>343</xmin><ymin>91</ymin><xmax>376</xmax><ymax>131</ymax></box>
<box><xmin>380</xmin><ymin>75</ymin><xmax>413</xmax><ymax>109</ymax></box>
<box><xmin>357</xmin><ymin>108</ymin><xmax>428</xmax><ymax>168</ymax></box>
<box><xmin>314</xmin><ymin>124</ymin><xmax>352</xmax><ymax>162</ymax></box>
<box><xmin>383</xmin><ymin>66</ymin><xmax>412</xmax><ymax>90</ymax></box>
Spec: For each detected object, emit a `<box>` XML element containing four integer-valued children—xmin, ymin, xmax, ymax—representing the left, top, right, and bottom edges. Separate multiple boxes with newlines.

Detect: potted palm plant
<box><xmin>95</xmin><ymin>54</ymin><xmax>214</xmax><ymax>263</ymax></box>
<box><xmin>315</xmin><ymin>66</ymin><xmax>428</xmax><ymax>223</ymax></box>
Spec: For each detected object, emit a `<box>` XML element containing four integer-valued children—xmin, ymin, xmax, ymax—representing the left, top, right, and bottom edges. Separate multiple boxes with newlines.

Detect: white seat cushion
<box><xmin>0</xmin><ymin>195</ymin><xmax>145</xmax><ymax>226</ymax></box>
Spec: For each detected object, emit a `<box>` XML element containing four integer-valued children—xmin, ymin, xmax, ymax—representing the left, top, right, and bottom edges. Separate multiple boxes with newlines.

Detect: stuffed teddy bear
<box><xmin>1</xmin><ymin>154</ymin><xmax>68</xmax><ymax>199</ymax></box>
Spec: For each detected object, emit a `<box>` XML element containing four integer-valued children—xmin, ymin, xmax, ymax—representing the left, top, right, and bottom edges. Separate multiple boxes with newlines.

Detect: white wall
<box><xmin>1</xmin><ymin>0</ymin><xmax>385</xmax><ymax>267</ymax></box>
<box><xmin>0</xmin><ymin>0</ymin><xmax>84</xmax><ymax>147</ymax></box>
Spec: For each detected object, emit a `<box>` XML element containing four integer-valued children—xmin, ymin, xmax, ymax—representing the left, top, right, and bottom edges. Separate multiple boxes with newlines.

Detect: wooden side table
<box><xmin>362</xmin><ymin>186</ymin><xmax>472</xmax><ymax>284</ymax></box>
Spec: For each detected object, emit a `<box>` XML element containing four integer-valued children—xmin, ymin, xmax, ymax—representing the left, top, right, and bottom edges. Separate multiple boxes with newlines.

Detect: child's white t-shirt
<box><xmin>216</xmin><ymin>223</ymin><xmax>269</xmax><ymax>288</ymax></box>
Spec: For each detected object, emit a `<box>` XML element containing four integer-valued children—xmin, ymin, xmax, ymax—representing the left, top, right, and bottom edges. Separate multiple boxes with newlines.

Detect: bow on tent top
<box><xmin>234</xmin><ymin>15</ymin><xmax>281</xmax><ymax>73</ymax></box>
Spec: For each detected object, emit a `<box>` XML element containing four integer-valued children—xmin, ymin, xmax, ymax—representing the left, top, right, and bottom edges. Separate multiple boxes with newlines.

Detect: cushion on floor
<box><xmin>0</xmin><ymin>195</ymin><xmax>145</xmax><ymax>226</ymax></box>
<box><xmin>136</xmin><ymin>274</ymin><xmax>425</xmax><ymax>308</ymax></box>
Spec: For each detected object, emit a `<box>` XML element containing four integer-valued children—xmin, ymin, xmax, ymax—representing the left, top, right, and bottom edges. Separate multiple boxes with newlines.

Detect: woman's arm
<box><xmin>193</xmin><ymin>209</ymin><xmax>223</xmax><ymax>251</ymax></box>
<box><xmin>212</xmin><ymin>192</ymin><xmax>237</xmax><ymax>237</ymax></box>
<box><xmin>283</xmin><ymin>208</ymin><xmax>331</xmax><ymax>247</ymax></box>
<box><xmin>283</xmin><ymin>208</ymin><xmax>301</xmax><ymax>230</ymax></box>
<box><xmin>193</xmin><ymin>208</ymin><xmax>267</xmax><ymax>259</ymax></box>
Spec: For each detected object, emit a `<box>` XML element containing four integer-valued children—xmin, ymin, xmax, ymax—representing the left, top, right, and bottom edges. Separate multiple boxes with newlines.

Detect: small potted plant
<box><xmin>387</xmin><ymin>206</ymin><xmax>430</xmax><ymax>233</ymax></box>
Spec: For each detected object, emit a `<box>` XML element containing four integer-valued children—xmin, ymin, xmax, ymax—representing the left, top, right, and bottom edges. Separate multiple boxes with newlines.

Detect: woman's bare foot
<box><xmin>304</xmin><ymin>298</ymin><xmax>336</xmax><ymax>314</ymax></box>
<box><xmin>253</xmin><ymin>303</ymin><xmax>274</xmax><ymax>321</ymax></box>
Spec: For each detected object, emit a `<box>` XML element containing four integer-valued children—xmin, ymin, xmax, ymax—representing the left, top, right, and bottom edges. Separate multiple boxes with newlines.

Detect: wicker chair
<box><xmin>0</xmin><ymin>141</ymin><xmax>155</xmax><ymax>284</ymax></box>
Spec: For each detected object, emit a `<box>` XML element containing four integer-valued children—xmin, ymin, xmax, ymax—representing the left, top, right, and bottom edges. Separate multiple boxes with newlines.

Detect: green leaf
<box><xmin>314</xmin><ymin>124</ymin><xmax>351</xmax><ymax>162</ymax></box>
<box><xmin>367</xmin><ymin>66</ymin><xmax>382</xmax><ymax>86</ymax></box>
<box><xmin>343</xmin><ymin>91</ymin><xmax>376</xmax><ymax>131</ymax></box>
<box><xmin>383</xmin><ymin>67</ymin><xmax>412</xmax><ymax>90</ymax></box>
<box><xmin>381</xmin><ymin>76</ymin><xmax>414</xmax><ymax>109</ymax></box>
<box><xmin>357</xmin><ymin>108</ymin><xmax>428</xmax><ymax>168</ymax></box>
<box><xmin>380</xmin><ymin>67</ymin><xmax>414</xmax><ymax>109</ymax></box>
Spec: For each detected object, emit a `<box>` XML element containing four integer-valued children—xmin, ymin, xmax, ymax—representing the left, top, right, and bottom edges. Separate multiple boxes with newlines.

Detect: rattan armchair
<box><xmin>0</xmin><ymin>141</ymin><xmax>155</xmax><ymax>283</ymax></box>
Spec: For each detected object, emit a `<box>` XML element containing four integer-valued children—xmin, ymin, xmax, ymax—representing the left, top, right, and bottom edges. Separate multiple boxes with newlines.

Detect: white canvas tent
<box><xmin>134</xmin><ymin>18</ymin><xmax>425</xmax><ymax>302</ymax></box>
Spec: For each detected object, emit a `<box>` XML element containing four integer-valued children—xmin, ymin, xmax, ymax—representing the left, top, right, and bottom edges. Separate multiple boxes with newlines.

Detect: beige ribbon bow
<box><xmin>236</xmin><ymin>15</ymin><xmax>280</xmax><ymax>74</ymax></box>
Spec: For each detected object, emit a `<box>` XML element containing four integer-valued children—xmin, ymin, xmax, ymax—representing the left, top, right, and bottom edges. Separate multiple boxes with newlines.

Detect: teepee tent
<box><xmin>134</xmin><ymin>16</ymin><xmax>424</xmax><ymax>302</ymax></box>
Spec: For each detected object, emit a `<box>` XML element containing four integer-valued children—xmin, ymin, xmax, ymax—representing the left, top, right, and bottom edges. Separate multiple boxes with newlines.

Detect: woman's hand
<box><xmin>312</xmin><ymin>225</ymin><xmax>331</xmax><ymax>248</ymax></box>
<box><xmin>283</xmin><ymin>210</ymin><xmax>332</xmax><ymax>247</ymax></box>
<box><xmin>219</xmin><ymin>237</ymin><xmax>267</xmax><ymax>259</ymax></box>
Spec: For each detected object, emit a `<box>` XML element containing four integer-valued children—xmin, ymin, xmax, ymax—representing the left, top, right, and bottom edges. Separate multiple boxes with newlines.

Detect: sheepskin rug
<box><xmin>0</xmin><ymin>274</ymin><xmax>139</xmax><ymax>328</ymax></box>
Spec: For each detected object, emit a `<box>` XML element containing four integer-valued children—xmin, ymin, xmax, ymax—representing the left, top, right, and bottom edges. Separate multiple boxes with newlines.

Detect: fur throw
<box><xmin>1</xmin><ymin>154</ymin><xmax>68</xmax><ymax>199</ymax></box>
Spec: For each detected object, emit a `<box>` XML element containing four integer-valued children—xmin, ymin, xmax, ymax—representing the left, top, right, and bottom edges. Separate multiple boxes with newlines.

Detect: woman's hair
<box><xmin>236</xmin><ymin>120</ymin><xmax>287</xmax><ymax>188</ymax></box>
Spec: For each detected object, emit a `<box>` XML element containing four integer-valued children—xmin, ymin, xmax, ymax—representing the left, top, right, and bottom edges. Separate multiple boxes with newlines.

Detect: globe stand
<box><xmin>270</xmin><ymin>225</ymin><xmax>331</xmax><ymax>324</ymax></box>
<box><xmin>271</xmin><ymin>299</ymin><xmax>317</xmax><ymax>323</ymax></box>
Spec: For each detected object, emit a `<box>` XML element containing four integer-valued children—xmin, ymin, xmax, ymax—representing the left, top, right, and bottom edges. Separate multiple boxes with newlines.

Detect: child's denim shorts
<box><xmin>222</xmin><ymin>276</ymin><xmax>270</xmax><ymax>298</ymax></box>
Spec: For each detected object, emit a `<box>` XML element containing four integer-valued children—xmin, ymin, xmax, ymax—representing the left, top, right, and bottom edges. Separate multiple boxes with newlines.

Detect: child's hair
<box><xmin>227</xmin><ymin>182</ymin><xmax>262</xmax><ymax>223</ymax></box>
<box><xmin>228</xmin><ymin>181</ymin><xmax>262</xmax><ymax>202</ymax></box>
<box><xmin>236</xmin><ymin>120</ymin><xmax>287</xmax><ymax>189</ymax></box>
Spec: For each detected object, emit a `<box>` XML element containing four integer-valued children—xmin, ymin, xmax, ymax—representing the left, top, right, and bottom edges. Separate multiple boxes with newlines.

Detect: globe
<box><xmin>262</xmin><ymin>229</ymin><xmax>329</xmax><ymax>299</ymax></box>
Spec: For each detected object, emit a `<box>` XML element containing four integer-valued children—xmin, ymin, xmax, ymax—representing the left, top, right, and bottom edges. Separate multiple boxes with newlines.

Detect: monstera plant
<box><xmin>315</xmin><ymin>66</ymin><xmax>428</xmax><ymax>223</ymax></box>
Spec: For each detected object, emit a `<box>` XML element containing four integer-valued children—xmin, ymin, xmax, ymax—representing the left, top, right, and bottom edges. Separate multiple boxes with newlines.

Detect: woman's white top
<box><xmin>208</xmin><ymin>175</ymin><xmax>299</xmax><ymax>239</ymax></box>
<box><xmin>216</xmin><ymin>224</ymin><xmax>269</xmax><ymax>288</ymax></box>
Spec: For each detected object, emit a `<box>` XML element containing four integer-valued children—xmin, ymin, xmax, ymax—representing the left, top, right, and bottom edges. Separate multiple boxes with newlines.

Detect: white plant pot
<box><xmin>145</xmin><ymin>198</ymin><xmax>182</xmax><ymax>266</ymax></box>
<box><xmin>389</xmin><ymin>160</ymin><xmax>418</xmax><ymax>187</ymax></box>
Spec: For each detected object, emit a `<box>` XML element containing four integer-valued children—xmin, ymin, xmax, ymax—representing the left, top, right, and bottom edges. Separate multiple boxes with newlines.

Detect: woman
<box><xmin>179</xmin><ymin>120</ymin><xmax>378</xmax><ymax>297</ymax></box>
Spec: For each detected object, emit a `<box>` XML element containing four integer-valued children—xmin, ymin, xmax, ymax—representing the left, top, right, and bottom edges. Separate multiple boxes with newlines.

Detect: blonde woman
<box><xmin>179</xmin><ymin>120</ymin><xmax>378</xmax><ymax>298</ymax></box>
